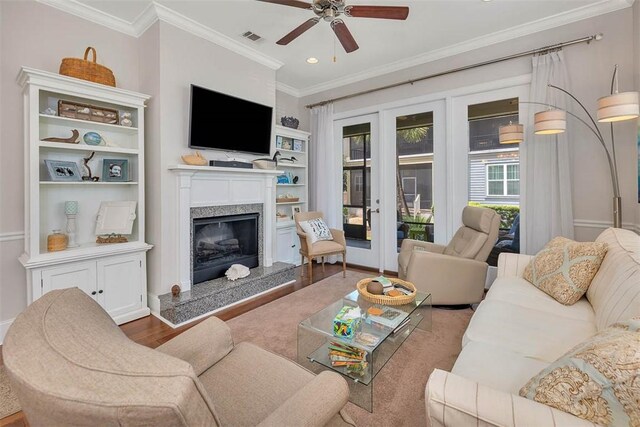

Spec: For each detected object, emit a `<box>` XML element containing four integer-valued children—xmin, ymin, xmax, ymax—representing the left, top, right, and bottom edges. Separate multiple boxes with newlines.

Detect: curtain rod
<box><xmin>305</xmin><ymin>33</ymin><xmax>603</xmax><ymax>109</ymax></box>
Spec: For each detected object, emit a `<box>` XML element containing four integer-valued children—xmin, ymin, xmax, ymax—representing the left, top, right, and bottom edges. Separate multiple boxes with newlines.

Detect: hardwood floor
<box><xmin>0</xmin><ymin>263</ymin><xmax>355</xmax><ymax>426</ymax></box>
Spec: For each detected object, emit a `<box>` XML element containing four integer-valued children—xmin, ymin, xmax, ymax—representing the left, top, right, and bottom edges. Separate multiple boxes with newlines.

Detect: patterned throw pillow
<box><xmin>299</xmin><ymin>218</ymin><xmax>333</xmax><ymax>244</ymax></box>
<box><xmin>523</xmin><ymin>237</ymin><xmax>608</xmax><ymax>305</ymax></box>
<box><xmin>520</xmin><ymin>317</ymin><xmax>640</xmax><ymax>426</ymax></box>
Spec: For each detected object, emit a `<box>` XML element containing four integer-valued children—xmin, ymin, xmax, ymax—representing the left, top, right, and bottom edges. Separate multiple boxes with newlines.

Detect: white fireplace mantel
<box><xmin>169</xmin><ymin>165</ymin><xmax>283</xmax><ymax>292</ymax></box>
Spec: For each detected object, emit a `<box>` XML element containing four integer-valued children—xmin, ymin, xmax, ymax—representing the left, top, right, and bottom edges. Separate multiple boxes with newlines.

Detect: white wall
<box><xmin>0</xmin><ymin>1</ymin><xmax>140</xmax><ymax>326</ymax></box>
<box><xmin>301</xmin><ymin>8</ymin><xmax>638</xmax><ymax>242</ymax></box>
<box><xmin>276</xmin><ymin>90</ymin><xmax>310</xmax><ymax>132</ymax></box>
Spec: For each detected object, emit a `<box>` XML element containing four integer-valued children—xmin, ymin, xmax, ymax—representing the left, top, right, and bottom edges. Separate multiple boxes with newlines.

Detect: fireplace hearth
<box><xmin>192</xmin><ymin>213</ymin><xmax>259</xmax><ymax>284</ymax></box>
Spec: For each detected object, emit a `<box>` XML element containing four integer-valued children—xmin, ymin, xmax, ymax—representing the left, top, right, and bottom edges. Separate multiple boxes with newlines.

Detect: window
<box><xmin>487</xmin><ymin>163</ymin><xmax>519</xmax><ymax>196</ymax></box>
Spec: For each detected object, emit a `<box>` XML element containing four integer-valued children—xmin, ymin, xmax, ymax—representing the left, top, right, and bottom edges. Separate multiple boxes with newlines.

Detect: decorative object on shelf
<box><xmin>499</xmin><ymin>64</ymin><xmax>639</xmax><ymax>228</ymax></box>
<box><xmin>64</xmin><ymin>201</ymin><xmax>79</xmax><ymax>248</ymax></box>
<box><xmin>225</xmin><ymin>264</ymin><xmax>250</xmax><ymax>281</ymax></box>
<box><xmin>102</xmin><ymin>158</ymin><xmax>129</xmax><ymax>182</ymax></box>
<box><xmin>356</xmin><ymin>277</ymin><xmax>417</xmax><ymax>305</ymax></box>
<box><xmin>81</xmin><ymin>152</ymin><xmax>99</xmax><ymax>181</ymax></box>
<box><xmin>42</xmin><ymin>107</ymin><xmax>57</xmax><ymax>116</ymax></box>
<box><xmin>333</xmin><ymin>306</ymin><xmax>362</xmax><ymax>339</ymax></box>
<box><xmin>83</xmin><ymin>131</ymin><xmax>105</xmax><ymax>146</ymax></box>
<box><xmin>281</xmin><ymin>138</ymin><xmax>293</xmax><ymax>150</ymax></box>
<box><xmin>276</xmin><ymin>210</ymin><xmax>290</xmax><ymax>221</ymax></box>
<box><xmin>95</xmin><ymin>201</ymin><xmax>137</xmax><ymax>237</ymax></box>
<box><xmin>181</xmin><ymin>151</ymin><xmax>207</xmax><ymax>166</ymax></box>
<box><xmin>276</xmin><ymin>194</ymin><xmax>299</xmax><ymax>203</ymax></box>
<box><xmin>275</xmin><ymin>135</ymin><xmax>283</xmax><ymax>149</ymax></box>
<box><xmin>119</xmin><ymin>112</ymin><xmax>133</xmax><ymax>127</ymax></box>
<box><xmin>366</xmin><ymin>281</ymin><xmax>384</xmax><ymax>295</ymax></box>
<box><xmin>277</xmin><ymin>174</ymin><xmax>289</xmax><ymax>184</ymax></box>
<box><xmin>292</xmin><ymin>206</ymin><xmax>302</xmax><ymax>217</ymax></box>
<box><xmin>279</xmin><ymin>155</ymin><xmax>298</xmax><ymax>164</ymax></box>
<box><xmin>293</xmin><ymin>139</ymin><xmax>303</xmax><ymax>152</ymax></box>
<box><xmin>59</xmin><ymin>47</ymin><xmax>116</xmax><ymax>87</ymax></box>
<box><xmin>57</xmin><ymin>100</ymin><xmax>118</xmax><ymax>124</ymax></box>
<box><xmin>253</xmin><ymin>159</ymin><xmax>276</xmax><ymax>170</ymax></box>
<box><xmin>292</xmin><ymin>175</ymin><xmax>299</xmax><ymax>184</ymax></box>
<box><xmin>171</xmin><ymin>284</ymin><xmax>181</xmax><ymax>296</ymax></box>
<box><xmin>96</xmin><ymin>233</ymin><xmax>128</xmax><ymax>244</ymax></box>
<box><xmin>47</xmin><ymin>230</ymin><xmax>68</xmax><ymax>252</ymax></box>
<box><xmin>44</xmin><ymin>159</ymin><xmax>82</xmax><ymax>182</ymax></box>
<box><xmin>280</xmin><ymin>116</ymin><xmax>299</xmax><ymax>129</ymax></box>
<box><xmin>43</xmin><ymin>129</ymin><xmax>79</xmax><ymax>144</ymax></box>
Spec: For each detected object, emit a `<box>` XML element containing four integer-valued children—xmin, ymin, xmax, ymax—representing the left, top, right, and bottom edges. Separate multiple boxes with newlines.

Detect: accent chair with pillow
<box><xmin>3</xmin><ymin>288</ymin><xmax>354</xmax><ymax>426</ymax></box>
<box><xmin>426</xmin><ymin>227</ymin><xmax>640</xmax><ymax>426</ymax></box>
<box><xmin>295</xmin><ymin>211</ymin><xmax>347</xmax><ymax>284</ymax></box>
<box><xmin>398</xmin><ymin>205</ymin><xmax>501</xmax><ymax>305</ymax></box>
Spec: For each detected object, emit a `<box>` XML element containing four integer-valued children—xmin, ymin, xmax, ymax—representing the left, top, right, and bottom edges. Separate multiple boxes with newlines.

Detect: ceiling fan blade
<box><xmin>331</xmin><ymin>19</ymin><xmax>359</xmax><ymax>53</ymax></box>
<box><xmin>256</xmin><ymin>0</ymin><xmax>312</xmax><ymax>9</ymax></box>
<box><xmin>276</xmin><ymin>18</ymin><xmax>320</xmax><ymax>45</ymax></box>
<box><xmin>345</xmin><ymin>5</ymin><xmax>409</xmax><ymax>20</ymax></box>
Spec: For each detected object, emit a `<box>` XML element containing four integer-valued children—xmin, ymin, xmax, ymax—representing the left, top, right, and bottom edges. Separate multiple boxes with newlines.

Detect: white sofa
<box><xmin>426</xmin><ymin>227</ymin><xmax>640</xmax><ymax>426</ymax></box>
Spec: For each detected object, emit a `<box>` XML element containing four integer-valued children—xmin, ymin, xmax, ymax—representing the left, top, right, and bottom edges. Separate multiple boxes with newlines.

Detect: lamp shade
<box><xmin>597</xmin><ymin>91</ymin><xmax>639</xmax><ymax>122</ymax></box>
<box><xmin>534</xmin><ymin>109</ymin><xmax>566</xmax><ymax>135</ymax></box>
<box><xmin>499</xmin><ymin>124</ymin><xmax>524</xmax><ymax>144</ymax></box>
<box><xmin>64</xmin><ymin>201</ymin><xmax>78</xmax><ymax>215</ymax></box>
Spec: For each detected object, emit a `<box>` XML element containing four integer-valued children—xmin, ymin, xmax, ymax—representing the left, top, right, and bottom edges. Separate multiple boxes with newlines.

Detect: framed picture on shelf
<box><xmin>95</xmin><ymin>201</ymin><xmax>137</xmax><ymax>235</ymax></box>
<box><xmin>102</xmin><ymin>159</ymin><xmax>129</xmax><ymax>182</ymax></box>
<box><xmin>293</xmin><ymin>139</ymin><xmax>303</xmax><ymax>152</ymax></box>
<box><xmin>291</xmin><ymin>206</ymin><xmax>302</xmax><ymax>217</ymax></box>
<box><xmin>282</xmin><ymin>137</ymin><xmax>293</xmax><ymax>150</ymax></box>
<box><xmin>276</xmin><ymin>135</ymin><xmax>283</xmax><ymax>149</ymax></box>
<box><xmin>44</xmin><ymin>160</ymin><xmax>82</xmax><ymax>182</ymax></box>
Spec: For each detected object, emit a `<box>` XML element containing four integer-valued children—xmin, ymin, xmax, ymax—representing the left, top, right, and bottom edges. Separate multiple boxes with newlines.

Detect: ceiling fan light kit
<box><xmin>259</xmin><ymin>0</ymin><xmax>409</xmax><ymax>53</ymax></box>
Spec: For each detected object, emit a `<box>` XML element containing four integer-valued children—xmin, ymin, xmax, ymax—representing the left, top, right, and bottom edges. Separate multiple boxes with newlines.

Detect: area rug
<box><xmin>226</xmin><ymin>270</ymin><xmax>473</xmax><ymax>426</ymax></box>
<box><xmin>0</xmin><ymin>366</ymin><xmax>20</xmax><ymax>419</ymax></box>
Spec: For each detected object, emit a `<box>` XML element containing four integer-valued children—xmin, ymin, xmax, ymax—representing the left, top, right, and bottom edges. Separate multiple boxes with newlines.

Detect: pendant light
<box><xmin>597</xmin><ymin>65</ymin><xmax>639</xmax><ymax>122</ymax></box>
<box><xmin>498</xmin><ymin>123</ymin><xmax>524</xmax><ymax>144</ymax></box>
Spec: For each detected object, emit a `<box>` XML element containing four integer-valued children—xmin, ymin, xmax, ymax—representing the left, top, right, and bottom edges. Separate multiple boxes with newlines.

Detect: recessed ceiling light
<box><xmin>482</xmin><ymin>0</ymin><xmax>492</xmax><ymax>2</ymax></box>
<box><xmin>306</xmin><ymin>57</ymin><xmax>319</xmax><ymax>64</ymax></box>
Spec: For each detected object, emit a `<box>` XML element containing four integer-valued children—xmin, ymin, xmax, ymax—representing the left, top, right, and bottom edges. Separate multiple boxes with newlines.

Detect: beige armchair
<box><xmin>295</xmin><ymin>211</ymin><xmax>346</xmax><ymax>284</ymax></box>
<box><xmin>3</xmin><ymin>288</ymin><xmax>354</xmax><ymax>426</ymax></box>
<box><xmin>398</xmin><ymin>206</ymin><xmax>500</xmax><ymax>305</ymax></box>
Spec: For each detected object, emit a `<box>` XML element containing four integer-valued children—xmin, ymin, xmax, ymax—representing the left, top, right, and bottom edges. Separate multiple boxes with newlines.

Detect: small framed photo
<box><xmin>293</xmin><ymin>139</ymin><xmax>303</xmax><ymax>152</ymax></box>
<box><xmin>282</xmin><ymin>137</ymin><xmax>293</xmax><ymax>150</ymax></box>
<box><xmin>276</xmin><ymin>135</ymin><xmax>283</xmax><ymax>149</ymax></box>
<box><xmin>291</xmin><ymin>206</ymin><xmax>302</xmax><ymax>218</ymax></box>
<box><xmin>102</xmin><ymin>159</ymin><xmax>129</xmax><ymax>182</ymax></box>
<box><xmin>44</xmin><ymin>160</ymin><xmax>82</xmax><ymax>182</ymax></box>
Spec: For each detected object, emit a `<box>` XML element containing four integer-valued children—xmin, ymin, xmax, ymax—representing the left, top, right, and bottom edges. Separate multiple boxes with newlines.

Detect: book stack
<box><xmin>328</xmin><ymin>341</ymin><xmax>368</xmax><ymax>376</ymax></box>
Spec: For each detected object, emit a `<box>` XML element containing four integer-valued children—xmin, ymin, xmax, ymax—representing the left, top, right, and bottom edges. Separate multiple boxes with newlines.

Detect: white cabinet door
<box><xmin>97</xmin><ymin>254</ymin><xmax>142</xmax><ymax>319</ymax></box>
<box><xmin>276</xmin><ymin>227</ymin><xmax>293</xmax><ymax>263</ymax></box>
<box><xmin>41</xmin><ymin>261</ymin><xmax>97</xmax><ymax>299</ymax></box>
<box><xmin>290</xmin><ymin>228</ymin><xmax>301</xmax><ymax>266</ymax></box>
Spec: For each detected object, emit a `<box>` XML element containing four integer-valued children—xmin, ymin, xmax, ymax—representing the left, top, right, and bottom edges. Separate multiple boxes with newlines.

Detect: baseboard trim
<box><xmin>154</xmin><ymin>279</ymin><xmax>296</xmax><ymax>329</ymax></box>
<box><xmin>0</xmin><ymin>318</ymin><xmax>15</xmax><ymax>345</ymax></box>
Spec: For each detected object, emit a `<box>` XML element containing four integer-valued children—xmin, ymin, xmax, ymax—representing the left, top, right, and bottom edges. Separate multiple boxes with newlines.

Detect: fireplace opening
<box><xmin>192</xmin><ymin>213</ymin><xmax>259</xmax><ymax>284</ymax></box>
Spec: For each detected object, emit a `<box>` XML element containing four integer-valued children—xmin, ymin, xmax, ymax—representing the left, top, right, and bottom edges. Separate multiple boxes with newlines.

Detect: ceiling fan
<box><xmin>257</xmin><ymin>0</ymin><xmax>409</xmax><ymax>53</ymax></box>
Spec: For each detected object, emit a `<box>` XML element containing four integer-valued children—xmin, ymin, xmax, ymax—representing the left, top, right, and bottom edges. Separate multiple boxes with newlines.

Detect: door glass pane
<box><xmin>396</xmin><ymin>112</ymin><xmax>434</xmax><ymax>249</ymax></box>
<box><xmin>343</xmin><ymin>123</ymin><xmax>371</xmax><ymax>249</ymax></box>
<box><xmin>467</xmin><ymin>98</ymin><xmax>521</xmax><ymax>262</ymax></box>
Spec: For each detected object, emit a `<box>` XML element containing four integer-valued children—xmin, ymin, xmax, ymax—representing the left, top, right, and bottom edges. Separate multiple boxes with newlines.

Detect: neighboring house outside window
<box><xmin>486</xmin><ymin>163</ymin><xmax>519</xmax><ymax>197</ymax></box>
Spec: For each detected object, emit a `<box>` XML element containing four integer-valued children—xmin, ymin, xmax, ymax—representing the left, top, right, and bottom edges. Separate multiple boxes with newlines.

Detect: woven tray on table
<box><xmin>356</xmin><ymin>277</ymin><xmax>417</xmax><ymax>306</ymax></box>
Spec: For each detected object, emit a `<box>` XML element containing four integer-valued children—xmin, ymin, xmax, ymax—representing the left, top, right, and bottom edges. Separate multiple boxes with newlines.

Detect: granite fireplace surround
<box><xmin>160</xmin><ymin>166</ymin><xmax>296</xmax><ymax>326</ymax></box>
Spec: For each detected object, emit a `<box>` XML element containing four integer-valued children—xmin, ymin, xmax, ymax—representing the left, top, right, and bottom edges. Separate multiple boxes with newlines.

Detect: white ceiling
<box><xmin>67</xmin><ymin>0</ymin><xmax>630</xmax><ymax>95</ymax></box>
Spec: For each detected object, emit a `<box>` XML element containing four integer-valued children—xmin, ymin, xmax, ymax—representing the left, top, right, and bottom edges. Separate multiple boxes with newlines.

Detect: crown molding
<box><xmin>296</xmin><ymin>0</ymin><xmax>633</xmax><ymax>97</ymax></box>
<box><xmin>35</xmin><ymin>0</ymin><xmax>138</xmax><ymax>36</ymax></box>
<box><xmin>35</xmin><ymin>0</ymin><xmax>283</xmax><ymax>70</ymax></box>
<box><xmin>275</xmin><ymin>82</ymin><xmax>301</xmax><ymax>97</ymax></box>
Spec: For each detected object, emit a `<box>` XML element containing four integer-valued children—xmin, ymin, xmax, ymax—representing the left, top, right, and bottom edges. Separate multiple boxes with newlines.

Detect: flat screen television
<box><xmin>189</xmin><ymin>85</ymin><xmax>273</xmax><ymax>155</ymax></box>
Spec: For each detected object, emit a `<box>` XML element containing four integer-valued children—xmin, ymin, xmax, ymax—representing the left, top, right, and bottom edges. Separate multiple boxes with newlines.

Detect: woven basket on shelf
<box><xmin>59</xmin><ymin>47</ymin><xmax>116</xmax><ymax>87</ymax></box>
<box><xmin>356</xmin><ymin>277</ymin><xmax>417</xmax><ymax>306</ymax></box>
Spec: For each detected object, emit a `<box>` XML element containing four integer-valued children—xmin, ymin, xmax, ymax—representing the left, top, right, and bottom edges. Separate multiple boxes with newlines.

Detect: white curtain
<box><xmin>521</xmin><ymin>51</ymin><xmax>574</xmax><ymax>254</ymax></box>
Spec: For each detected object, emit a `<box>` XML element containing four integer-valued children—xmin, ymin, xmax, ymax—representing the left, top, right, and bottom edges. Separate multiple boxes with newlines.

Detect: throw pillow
<box><xmin>523</xmin><ymin>236</ymin><xmax>608</xmax><ymax>305</ymax></box>
<box><xmin>519</xmin><ymin>317</ymin><xmax>640</xmax><ymax>426</ymax></box>
<box><xmin>299</xmin><ymin>218</ymin><xmax>333</xmax><ymax>244</ymax></box>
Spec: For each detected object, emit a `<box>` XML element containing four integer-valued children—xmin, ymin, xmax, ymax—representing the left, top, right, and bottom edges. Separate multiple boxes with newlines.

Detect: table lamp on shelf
<box><xmin>64</xmin><ymin>201</ymin><xmax>79</xmax><ymax>248</ymax></box>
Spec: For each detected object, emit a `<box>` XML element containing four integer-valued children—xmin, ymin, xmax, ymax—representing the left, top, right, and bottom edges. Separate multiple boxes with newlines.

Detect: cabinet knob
<box><xmin>98</xmin><ymin>289</ymin><xmax>104</xmax><ymax>294</ymax></box>
<box><xmin>91</xmin><ymin>291</ymin><xmax>97</xmax><ymax>295</ymax></box>
<box><xmin>291</xmin><ymin>244</ymin><xmax>296</xmax><ymax>248</ymax></box>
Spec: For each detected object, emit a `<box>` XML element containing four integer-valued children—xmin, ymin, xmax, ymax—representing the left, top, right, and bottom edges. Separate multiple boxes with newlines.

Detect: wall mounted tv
<box><xmin>189</xmin><ymin>85</ymin><xmax>273</xmax><ymax>155</ymax></box>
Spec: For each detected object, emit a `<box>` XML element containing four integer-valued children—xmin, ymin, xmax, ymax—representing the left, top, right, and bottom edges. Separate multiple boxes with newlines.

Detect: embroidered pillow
<box><xmin>523</xmin><ymin>236</ymin><xmax>607</xmax><ymax>305</ymax></box>
<box><xmin>299</xmin><ymin>218</ymin><xmax>333</xmax><ymax>244</ymax></box>
<box><xmin>520</xmin><ymin>317</ymin><xmax>640</xmax><ymax>426</ymax></box>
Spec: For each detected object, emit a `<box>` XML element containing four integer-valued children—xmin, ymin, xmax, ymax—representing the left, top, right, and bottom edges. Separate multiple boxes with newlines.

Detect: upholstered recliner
<box><xmin>3</xmin><ymin>288</ymin><xmax>354</xmax><ymax>426</ymax></box>
<box><xmin>398</xmin><ymin>206</ymin><xmax>500</xmax><ymax>305</ymax></box>
<box><xmin>295</xmin><ymin>211</ymin><xmax>347</xmax><ymax>284</ymax></box>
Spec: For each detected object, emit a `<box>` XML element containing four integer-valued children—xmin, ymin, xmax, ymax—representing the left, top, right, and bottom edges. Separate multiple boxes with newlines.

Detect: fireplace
<box><xmin>192</xmin><ymin>213</ymin><xmax>259</xmax><ymax>284</ymax></box>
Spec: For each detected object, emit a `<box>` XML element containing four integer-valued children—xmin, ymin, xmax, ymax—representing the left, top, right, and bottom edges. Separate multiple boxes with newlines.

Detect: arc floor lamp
<box><xmin>498</xmin><ymin>65</ymin><xmax>639</xmax><ymax>228</ymax></box>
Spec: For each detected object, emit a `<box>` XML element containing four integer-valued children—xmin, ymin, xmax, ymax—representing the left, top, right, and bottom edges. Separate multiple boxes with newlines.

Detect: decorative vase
<box><xmin>65</xmin><ymin>201</ymin><xmax>79</xmax><ymax>248</ymax></box>
<box><xmin>47</xmin><ymin>230</ymin><xmax>67</xmax><ymax>252</ymax></box>
<box><xmin>83</xmin><ymin>132</ymin><xmax>103</xmax><ymax>146</ymax></box>
<box><xmin>120</xmin><ymin>112</ymin><xmax>133</xmax><ymax>127</ymax></box>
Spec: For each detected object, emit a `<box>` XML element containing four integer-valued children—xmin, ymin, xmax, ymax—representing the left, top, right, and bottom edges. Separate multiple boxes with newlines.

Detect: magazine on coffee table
<box><xmin>366</xmin><ymin>305</ymin><xmax>408</xmax><ymax>329</ymax></box>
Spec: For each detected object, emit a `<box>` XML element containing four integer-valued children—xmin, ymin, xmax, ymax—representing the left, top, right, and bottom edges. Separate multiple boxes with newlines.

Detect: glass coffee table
<box><xmin>297</xmin><ymin>289</ymin><xmax>432</xmax><ymax>412</ymax></box>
